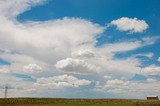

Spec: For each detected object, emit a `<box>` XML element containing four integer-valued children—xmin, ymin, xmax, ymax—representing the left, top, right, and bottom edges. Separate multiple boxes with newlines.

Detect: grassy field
<box><xmin>0</xmin><ymin>98</ymin><xmax>160</xmax><ymax>106</ymax></box>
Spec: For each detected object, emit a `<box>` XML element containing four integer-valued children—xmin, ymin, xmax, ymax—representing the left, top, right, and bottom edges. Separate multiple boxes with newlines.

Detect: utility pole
<box><xmin>4</xmin><ymin>86</ymin><xmax>8</xmax><ymax>98</ymax></box>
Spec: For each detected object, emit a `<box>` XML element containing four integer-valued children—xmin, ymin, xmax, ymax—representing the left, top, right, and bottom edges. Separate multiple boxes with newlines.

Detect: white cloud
<box><xmin>106</xmin><ymin>79</ymin><xmax>136</xmax><ymax>89</ymax></box>
<box><xmin>0</xmin><ymin>0</ymin><xmax>159</xmax><ymax>98</ymax></box>
<box><xmin>34</xmin><ymin>74</ymin><xmax>91</xmax><ymax>89</ymax></box>
<box><xmin>0</xmin><ymin>0</ymin><xmax>156</xmax><ymax>78</ymax></box>
<box><xmin>134</xmin><ymin>52</ymin><xmax>154</xmax><ymax>58</ymax></box>
<box><xmin>0</xmin><ymin>52</ymin><xmax>45</xmax><ymax>65</ymax></box>
<box><xmin>72</xmin><ymin>49</ymin><xmax>95</xmax><ymax>58</ymax></box>
<box><xmin>146</xmin><ymin>78</ymin><xmax>157</xmax><ymax>83</ymax></box>
<box><xmin>23</xmin><ymin>64</ymin><xmax>43</xmax><ymax>74</ymax></box>
<box><xmin>0</xmin><ymin>52</ymin><xmax>48</xmax><ymax>75</ymax></box>
<box><xmin>102</xmin><ymin>41</ymin><xmax>142</xmax><ymax>52</ymax></box>
<box><xmin>146</xmin><ymin>53</ymin><xmax>154</xmax><ymax>58</ymax></box>
<box><xmin>54</xmin><ymin>37</ymin><xmax>158</xmax><ymax>76</ymax></box>
<box><xmin>94</xmin><ymin>78</ymin><xmax>160</xmax><ymax>98</ymax></box>
<box><xmin>0</xmin><ymin>67</ymin><xmax>10</xmax><ymax>73</ymax></box>
<box><xmin>91</xmin><ymin>55</ymin><xmax>141</xmax><ymax>77</ymax></box>
<box><xmin>55</xmin><ymin>58</ymin><xmax>100</xmax><ymax>74</ymax></box>
<box><xmin>141</xmin><ymin>65</ymin><xmax>160</xmax><ymax>76</ymax></box>
<box><xmin>110</xmin><ymin>17</ymin><xmax>149</xmax><ymax>33</ymax></box>
<box><xmin>0</xmin><ymin>74</ymin><xmax>36</xmax><ymax>98</ymax></box>
<box><xmin>101</xmin><ymin>37</ymin><xmax>158</xmax><ymax>53</ymax></box>
<box><xmin>0</xmin><ymin>0</ymin><xmax>47</xmax><ymax>18</ymax></box>
<box><xmin>0</xmin><ymin>17</ymin><xmax>104</xmax><ymax>66</ymax></box>
<box><xmin>94</xmin><ymin>78</ymin><xmax>137</xmax><ymax>94</ymax></box>
<box><xmin>65</xmin><ymin>37</ymin><xmax>158</xmax><ymax>76</ymax></box>
<box><xmin>157</xmin><ymin>57</ymin><xmax>160</xmax><ymax>62</ymax></box>
<box><xmin>104</xmin><ymin>75</ymin><xmax>112</xmax><ymax>79</ymax></box>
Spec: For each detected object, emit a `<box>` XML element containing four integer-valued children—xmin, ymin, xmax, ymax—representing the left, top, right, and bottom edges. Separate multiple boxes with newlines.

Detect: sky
<box><xmin>0</xmin><ymin>0</ymin><xmax>160</xmax><ymax>99</ymax></box>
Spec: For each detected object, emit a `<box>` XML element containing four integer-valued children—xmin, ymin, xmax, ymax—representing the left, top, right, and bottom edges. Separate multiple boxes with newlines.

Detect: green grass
<box><xmin>0</xmin><ymin>98</ymin><xmax>160</xmax><ymax>106</ymax></box>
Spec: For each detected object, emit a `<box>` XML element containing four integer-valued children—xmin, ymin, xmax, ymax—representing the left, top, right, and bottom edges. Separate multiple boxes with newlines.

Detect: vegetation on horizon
<box><xmin>0</xmin><ymin>98</ymin><xmax>160</xmax><ymax>106</ymax></box>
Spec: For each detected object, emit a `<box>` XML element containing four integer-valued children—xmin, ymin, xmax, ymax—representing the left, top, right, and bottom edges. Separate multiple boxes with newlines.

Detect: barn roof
<box><xmin>147</xmin><ymin>96</ymin><xmax>158</xmax><ymax>97</ymax></box>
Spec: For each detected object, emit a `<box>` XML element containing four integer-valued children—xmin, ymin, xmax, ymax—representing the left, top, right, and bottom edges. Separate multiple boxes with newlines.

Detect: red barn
<box><xmin>147</xmin><ymin>96</ymin><xmax>159</xmax><ymax>100</ymax></box>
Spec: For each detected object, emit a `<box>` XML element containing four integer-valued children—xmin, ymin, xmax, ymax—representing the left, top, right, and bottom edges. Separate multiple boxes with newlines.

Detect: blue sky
<box><xmin>0</xmin><ymin>0</ymin><xmax>160</xmax><ymax>99</ymax></box>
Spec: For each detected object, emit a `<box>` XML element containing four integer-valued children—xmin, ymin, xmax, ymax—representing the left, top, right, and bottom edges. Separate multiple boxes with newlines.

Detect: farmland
<box><xmin>0</xmin><ymin>98</ymin><xmax>160</xmax><ymax>106</ymax></box>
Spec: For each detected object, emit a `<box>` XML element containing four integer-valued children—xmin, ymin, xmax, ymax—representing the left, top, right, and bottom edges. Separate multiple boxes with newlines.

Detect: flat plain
<box><xmin>0</xmin><ymin>98</ymin><xmax>160</xmax><ymax>106</ymax></box>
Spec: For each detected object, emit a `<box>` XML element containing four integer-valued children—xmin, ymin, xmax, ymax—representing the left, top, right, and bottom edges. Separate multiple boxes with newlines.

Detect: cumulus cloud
<box><xmin>94</xmin><ymin>78</ymin><xmax>137</xmax><ymax>94</ymax></box>
<box><xmin>106</xmin><ymin>79</ymin><xmax>135</xmax><ymax>89</ymax></box>
<box><xmin>54</xmin><ymin>37</ymin><xmax>158</xmax><ymax>76</ymax></box>
<box><xmin>34</xmin><ymin>74</ymin><xmax>91</xmax><ymax>89</ymax></box>
<box><xmin>141</xmin><ymin>65</ymin><xmax>160</xmax><ymax>76</ymax></box>
<box><xmin>146</xmin><ymin>78</ymin><xmax>157</xmax><ymax>83</ymax></box>
<box><xmin>109</xmin><ymin>17</ymin><xmax>149</xmax><ymax>33</ymax></box>
<box><xmin>0</xmin><ymin>0</ymin><xmax>156</xmax><ymax>77</ymax></box>
<box><xmin>104</xmin><ymin>75</ymin><xmax>112</xmax><ymax>79</ymax></box>
<box><xmin>0</xmin><ymin>67</ymin><xmax>10</xmax><ymax>73</ymax></box>
<box><xmin>0</xmin><ymin>0</ymin><xmax>105</xmax><ymax>77</ymax></box>
<box><xmin>0</xmin><ymin>18</ymin><xmax>104</xmax><ymax>67</ymax></box>
<box><xmin>0</xmin><ymin>52</ymin><xmax>47</xmax><ymax>75</ymax></box>
<box><xmin>55</xmin><ymin>58</ymin><xmax>100</xmax><ymax>74</ymax></box>
<box><xmin>94</xmin><ymin>78</ymin><xmax>160</xmax><ymax>98</ymax></box>
<box><xmin>90</xmin><ymin>55</ymin><xmax>141</xmax><ymax>77</ymax></box>
<box><xmin>72</xmin><ymin>49</ymin><xmax>95</xmax><ymax>58</ymax></box>
<box><xmin>65</xmin><ymin>37</ymin><xmax>158</xmax><ymax>76</ymax></box>
<box><xmin>0</xmin><ymin>0</ymin><xmax>159</xmax><ymax>98</ymax></box>
<box><xmin>23</xmin><ymin>64</ymin><xmax>43</xmax><ymax>74</ymax></box>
